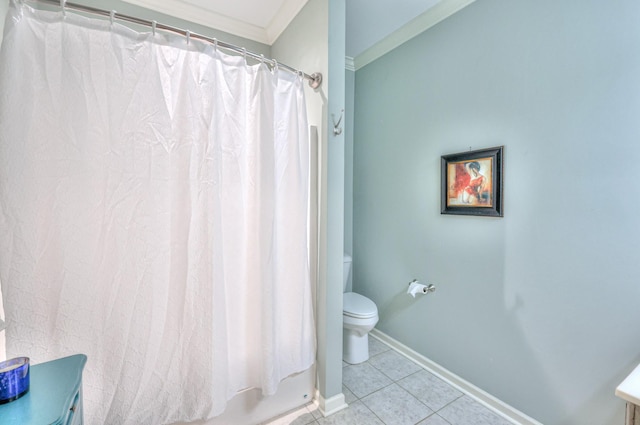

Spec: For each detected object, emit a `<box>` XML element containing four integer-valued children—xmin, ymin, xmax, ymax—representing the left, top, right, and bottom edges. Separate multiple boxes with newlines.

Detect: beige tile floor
<box><xmin>262</xmin><ymin>336</ymin><xmax>514</xmax><ymax>425</ymax></box>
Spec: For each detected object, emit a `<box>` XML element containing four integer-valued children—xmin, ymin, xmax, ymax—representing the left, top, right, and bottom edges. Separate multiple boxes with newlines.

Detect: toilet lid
<box><xmin>343</xmin><ymin>292</ymin><xmax>378</xmax><ymax>319</ymax></box>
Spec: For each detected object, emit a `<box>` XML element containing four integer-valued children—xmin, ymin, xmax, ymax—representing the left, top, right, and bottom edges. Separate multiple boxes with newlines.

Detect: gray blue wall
<box><xmin>344</xmin><ymin>68</ymin><xmax>355</xmax><ymax>292</ymax></box>
<box><xmin>352</xmin><ymin>1</ymin><xmax>640</xmax><ymax>424</ymax></box>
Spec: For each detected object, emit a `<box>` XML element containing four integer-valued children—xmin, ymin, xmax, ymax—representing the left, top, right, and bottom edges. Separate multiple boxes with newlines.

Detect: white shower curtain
<box><xmin>0</xmin><ymin>2</ymin><xmax>315</xmax><ymax>424</ymax></box>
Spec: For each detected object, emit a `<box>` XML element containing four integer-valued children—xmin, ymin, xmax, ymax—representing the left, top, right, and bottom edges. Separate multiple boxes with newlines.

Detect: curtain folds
<box><xmin>0</xmin><ymin>2</ymin><xmax>315</xmax><ymax>424</ymax></box>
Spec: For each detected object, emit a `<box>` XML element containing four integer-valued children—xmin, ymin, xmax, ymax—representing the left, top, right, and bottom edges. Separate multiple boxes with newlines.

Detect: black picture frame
<box><xmin>441</xmin><ymin>146</ymin><xmax>503</xmax><ymax>217</ymax></box>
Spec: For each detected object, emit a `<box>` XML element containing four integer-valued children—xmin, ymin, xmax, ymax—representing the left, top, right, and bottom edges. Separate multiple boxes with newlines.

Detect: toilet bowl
<box><xmin>343</xmin><ymin>254</ymin><xmax>379</xmax><ymax>364</ymax></box>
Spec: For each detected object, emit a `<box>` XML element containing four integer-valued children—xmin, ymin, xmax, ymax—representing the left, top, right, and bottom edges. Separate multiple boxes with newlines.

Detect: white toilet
<box><xmin>343</xmin><ymin>254</ymin><xmax>379</xmax><ymax>364</ymax></box>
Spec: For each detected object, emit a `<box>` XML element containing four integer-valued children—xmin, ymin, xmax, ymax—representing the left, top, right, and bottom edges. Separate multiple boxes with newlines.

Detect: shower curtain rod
<box><xmin>26</xmin><ymin>0</ymin><xmax>323</xmax><ymax>89</ymax></box>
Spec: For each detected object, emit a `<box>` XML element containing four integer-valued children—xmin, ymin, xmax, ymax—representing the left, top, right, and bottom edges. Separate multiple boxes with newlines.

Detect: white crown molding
<box><xmin>345</xmin><ymin>57</ymin><xmax>355</xmax><ymax>72</ymax></box>
<box><xmin>265</xmin><ymin>0</ymin><xmax>309</xmax><ymax>44</ymax></box>
<box><xmin>123</xmin><ymin>0</ymin><xmax>308</xmax><ymax>45</ymax></box>
<box><xmin>122</xmin><ymin>0</ymin><xmax>269</xmax><ymax>44</ymax></box>
<box><xmin>353</xmin><ymin>0</ymin><xmax>476</xmax><ymax>71</ymax></box>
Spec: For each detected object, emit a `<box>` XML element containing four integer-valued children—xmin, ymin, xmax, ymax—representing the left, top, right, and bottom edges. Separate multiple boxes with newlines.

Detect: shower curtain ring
<box><xmin>186</xmin><ymin>30</ymin><xmax>191</xmax><ymax>45</ymax></box>
<box><xmin>60</xmin><ymin>0</ymin><xmax>66</xmax><ymax>16</ymax></box>
<box><xmin>151</xmin><ymin>20</ymin><xmax>156</xmax><ymax>36</ymax></box>
<box><xmin>110</xmin><ymin>10</ymin><xmax>116</xmax><ymax>27</ymax></box>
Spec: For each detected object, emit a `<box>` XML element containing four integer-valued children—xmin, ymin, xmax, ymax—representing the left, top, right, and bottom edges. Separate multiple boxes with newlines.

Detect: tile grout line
<box><xmin>367</xmin><ymin>336</ymin><xmax>509</xmax><ymax>425</ymax></box>
<box><xmin>367</xmin><ymin>350</ymin><xmax>440</xmax><ymax>422</ymax></box>
<box><xmin>369</xmin><ymin>330</ymin><xmax>539</xmax><ymax>425</ymax></box>
<box><xmin>361</xmin><ymin>397</ymin><xmax>388</xmax><ymax>425</ymax></box>
<box><xmin>317</xmin><ymin>335</ymin><xmax>516</xmax><ymax>425</ymax></box>
<box><xmin>346</xmin><ymin>352</ymin><xmax>447</xmax><ymax>425</ymax></box>
<box><xmin>432</xmin><ymin>393</ymin><xmax>465</xmax><ymax>423</ymax></box>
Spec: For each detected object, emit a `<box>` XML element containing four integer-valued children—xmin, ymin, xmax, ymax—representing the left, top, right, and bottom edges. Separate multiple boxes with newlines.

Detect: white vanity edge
<box><xmin>616</xmin><ymin>363</ymin><xmax>640</xmax><ymax>405</ymax></box>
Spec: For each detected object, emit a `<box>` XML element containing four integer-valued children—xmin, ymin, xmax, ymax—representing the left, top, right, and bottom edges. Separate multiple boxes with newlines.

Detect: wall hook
<box><xmin>332</xmin><ymin>109</ymin><xmax>344</xmax><ymax>136</ymax></box>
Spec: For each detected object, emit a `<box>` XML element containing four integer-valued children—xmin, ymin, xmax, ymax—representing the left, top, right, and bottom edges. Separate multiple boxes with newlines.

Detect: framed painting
<box><xmin>441</xmin><ymin>146</ymin><xmax>503</xmax><ymax>217</ymax></box>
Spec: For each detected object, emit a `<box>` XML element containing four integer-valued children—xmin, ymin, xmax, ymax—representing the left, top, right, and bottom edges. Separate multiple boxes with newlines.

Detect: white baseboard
<box><xmin>370</xmin><ymin>329</ymin><xmax>543</xmax><ymax>425</ymax></box>
<box><xmin>313</xmin><ymin>390</ymin><xmax>348</xmax><ymax>417</ymax></box>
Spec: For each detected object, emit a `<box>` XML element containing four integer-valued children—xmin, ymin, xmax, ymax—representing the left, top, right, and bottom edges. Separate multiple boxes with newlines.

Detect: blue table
<box><xmin>0</xmin><ymin>354</ymin><xmax>87</xmax><ymax>425</ymax></box>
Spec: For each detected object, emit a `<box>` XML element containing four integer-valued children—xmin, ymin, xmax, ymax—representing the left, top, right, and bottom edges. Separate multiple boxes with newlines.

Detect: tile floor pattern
<box><xmin>262</xmin><ymin>337</ymin><xmax>514</xmax><ymax>425</ymax></box>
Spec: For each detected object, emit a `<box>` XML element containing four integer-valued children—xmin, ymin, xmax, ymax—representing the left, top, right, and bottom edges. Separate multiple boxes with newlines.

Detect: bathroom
<box><xmin>1</xmin><ymin>1</ymin><xmax>640</xmax><ymax>425</ymax></box>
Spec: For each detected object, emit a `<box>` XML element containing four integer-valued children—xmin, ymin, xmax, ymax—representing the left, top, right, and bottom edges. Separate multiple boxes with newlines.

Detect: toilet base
<box><xmin>343</xmin><ymin>329</ymin><xmax>370</xmax><ymax>364</ymax></box>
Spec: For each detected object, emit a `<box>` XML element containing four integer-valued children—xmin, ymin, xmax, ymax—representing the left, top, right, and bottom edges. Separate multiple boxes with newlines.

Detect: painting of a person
<box><xmin>443</xmin><ymin>148</ymin><xmax>502</xmax><ymax>215</ymax></box>
<box><xmin>462</xmin><ymin>161</ymin><xmax>485</xmax><ymax>204</ymax></box>
<box><xmin>446</xmin><ymin>156</ymin><xmax>493</xmax><ymax>207</ymax></box>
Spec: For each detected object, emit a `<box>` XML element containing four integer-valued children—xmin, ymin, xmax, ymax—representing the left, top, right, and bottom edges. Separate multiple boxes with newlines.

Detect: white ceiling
<box><xmin>124</xmin><ymin>0</ymin><xmax>468</xmax><ymax>61</ymax></box>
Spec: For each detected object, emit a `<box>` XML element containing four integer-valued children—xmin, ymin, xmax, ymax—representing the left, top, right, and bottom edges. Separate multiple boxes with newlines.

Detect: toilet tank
<box><xmin>343</xmin><ymin>254</ymin><xmax>352</xmax><ymax>292</ymax></box>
